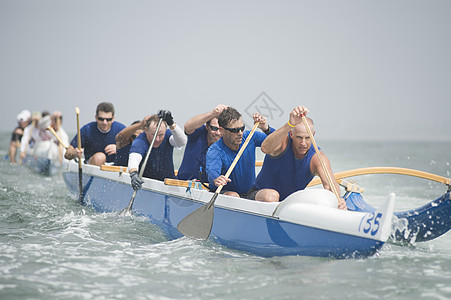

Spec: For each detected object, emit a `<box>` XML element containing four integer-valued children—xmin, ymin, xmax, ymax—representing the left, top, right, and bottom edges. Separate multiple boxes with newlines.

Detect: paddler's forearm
<box><xmin>184</xmin><ymin>111</ymin><xmax>215</xmax><ymax>135</ymax></box>
<box><xmin>64</xmin><ymin>145</ymin><xmax>78</xmax><ymax>160</ymax></box>
<box><xmin>116</xmin><ymin>122</ymin><xmax>142</xmax><ymax>149</ymax></box>
<box><xmin>169</xmin><ymin>124</ymin><xmax>187</xmax><ymax>148</ymax></box>
<box><xmin>260</xmin><ymin>122</ymin><xmax>291</xmax><ymax>155</ymax></box>
<box><xmin>128</xmin><ymin>152</ymin><xmax>142</xmax><ymax>174</ymax></box>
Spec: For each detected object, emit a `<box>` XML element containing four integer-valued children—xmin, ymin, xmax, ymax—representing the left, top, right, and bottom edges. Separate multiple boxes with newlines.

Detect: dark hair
<box><xmin>41</xmin><ymin>111</ymin><xmax>50</xmax><ymax>118</ymax></box>
<box><xmin>96</xmin><ymin>102</ymin><xmax>115</xmax><ymax>116</ymax></box>
<box><xmin>218</xmin><ymin>107</ymin><xmax>241</xmax><ymax>128</ymax></box>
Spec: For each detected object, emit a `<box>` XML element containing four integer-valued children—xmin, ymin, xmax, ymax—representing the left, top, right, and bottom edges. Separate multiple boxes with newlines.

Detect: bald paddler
<box><xmin>250</xmin><ymin>105</ymin><xmax>347</xmax><ymax>210</ymax></box>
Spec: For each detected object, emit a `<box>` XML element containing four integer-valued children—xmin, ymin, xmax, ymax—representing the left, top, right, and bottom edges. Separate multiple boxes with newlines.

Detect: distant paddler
<box><xmin>8</xmin><ymin>109</ymin><xmax>31</xmax><ymax>164</ymax></box>
<box><xmin>50</xmin><ymin>111</ymin><xmax>69</xmax><ymax>162</ymax></box>
<box><xmin>46</xmin><ymin>111</ymin><xmax>70</xmax><ymax>151</ymax></box>
<box><xmin>19</xmin><ymin>111</ymin><xmax>44</xmax><ymax>163</ymax></box>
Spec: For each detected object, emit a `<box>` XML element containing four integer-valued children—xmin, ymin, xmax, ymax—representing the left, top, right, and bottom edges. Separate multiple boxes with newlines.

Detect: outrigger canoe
<box><xmin>62</xmin><ymin>162</ymin><xmax>395</xmax><ymax>258</ymax></box>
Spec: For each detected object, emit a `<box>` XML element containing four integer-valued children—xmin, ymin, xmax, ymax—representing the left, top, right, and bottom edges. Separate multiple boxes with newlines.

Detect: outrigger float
<box><xmin>63</xmin><ymin>162</ymin><xmax>396</xmax><ymax>258</ymax></box>
<box><xmin>307</xmin><ymin>167</ymin><xmax>451</xmax><ymax>244</ymax></box>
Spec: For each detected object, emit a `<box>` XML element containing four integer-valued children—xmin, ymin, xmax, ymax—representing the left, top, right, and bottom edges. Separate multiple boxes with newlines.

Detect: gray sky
<box><xmin>1</xmin><ymin>0</ymin><xmax>450</xmax><ymax>141</ymax></box>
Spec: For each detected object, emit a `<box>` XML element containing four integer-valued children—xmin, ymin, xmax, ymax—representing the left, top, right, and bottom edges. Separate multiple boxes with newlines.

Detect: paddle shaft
<box><xmin>138</xmin><ymin>118</ymin><xmax>163</xmax><ymax>178</ymax></box>
<box><xmin>301</xmin><ymin>115</ymin><xmax>341</xmax><ymax>202</ymax></box>
<box><xmin>75</xmin><ymin>107</ymin><xmax>83</xmax><ymax>203</ymax></box>
<box><xmin>46</xmin><ymin>126</ymin><xmax>69</xmax><ymax>149</ymax></box>
<box><xmin>56</xmin><ymin>117</ymin><xmax>63</xmax><ymax>163</ymax></box>
<box><xmin>122</xmin><ymin>118</ymin><xmax>164</xmax><ymax>214</ymax></box>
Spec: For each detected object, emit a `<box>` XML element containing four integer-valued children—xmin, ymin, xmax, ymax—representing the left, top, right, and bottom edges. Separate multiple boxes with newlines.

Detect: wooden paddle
<box><xmin>56</xmin><ymin>116</ymin><xmax>63</xmax><ymax>163</ymax></box>
<box><xmin>75</xmin><ymin>107</ymin><xmax>83</xmax><ymax>203</ymax></box>
<box><xmin>307</xmin><ymin>167</ymin><xmax>451</xmax><ymax>187</ymax></box>
<box><xmin>46</xmin><ymin>126</ymin><xmax>69</xmax><ymax>149</ymax></box>
<box><xmin>177</xmin><ymin>122</ymin><xmax>260</xmax><ymax>240</ymax></box>
<box><xmin>301</xmin><ymin>114</ymin><xmax>341</xmax><ymax>203</ymax></box>
<box><xmin>120</xmin><ymin>118</ymin><xmax>163</xmax><ymax>216</ymax></box>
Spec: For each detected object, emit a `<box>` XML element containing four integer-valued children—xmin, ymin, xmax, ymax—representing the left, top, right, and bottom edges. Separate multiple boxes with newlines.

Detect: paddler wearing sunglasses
<box><xmin>65</xmin><ymin>102</ymin><xmax>126</xmax><ymax>166</ymax></box>
<box><xmin>177</xmin><ymin>104</ymin><xmax>228</xmax><ymax>183</ymax></box>
<box><xmin>205</xmin><ymin>107</ymin><xmax>277</xmax><ymax>202</ymax></box>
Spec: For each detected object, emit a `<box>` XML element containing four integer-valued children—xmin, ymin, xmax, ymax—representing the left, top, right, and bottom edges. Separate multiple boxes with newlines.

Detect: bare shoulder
<box><xmin>13</xmin><ymin>128</ymin><xmax>24</xmax><ymax>135</ymax></box>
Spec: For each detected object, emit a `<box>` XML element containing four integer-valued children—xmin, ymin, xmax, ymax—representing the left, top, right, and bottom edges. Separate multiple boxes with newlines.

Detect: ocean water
<box><xmin>1</xmin><ymin>131</ymin><xmax>451</xmax><ymax>300</ymax></box>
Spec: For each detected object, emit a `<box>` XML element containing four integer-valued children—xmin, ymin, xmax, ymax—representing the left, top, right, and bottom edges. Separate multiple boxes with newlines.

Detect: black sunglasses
<box><xmin>224</xmin><ymin>125</ymin><xmax>245</xmax><ymax>133</ymax></box>
<box><xmin>208</xmin><ymin>125</ymin><xmax>220</xmax><ymax>131</ymax></box>
<box><xmin>98</xmin><ymin>117</ymin><xmax>113</xmax><ymax>122</ymax></box>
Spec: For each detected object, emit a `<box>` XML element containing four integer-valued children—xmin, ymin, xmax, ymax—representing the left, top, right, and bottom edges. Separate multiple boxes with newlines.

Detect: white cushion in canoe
<box><xmin>272</xmin><ymin>189</ymin><xmax>338</xmax><ymax>216</ymax></box>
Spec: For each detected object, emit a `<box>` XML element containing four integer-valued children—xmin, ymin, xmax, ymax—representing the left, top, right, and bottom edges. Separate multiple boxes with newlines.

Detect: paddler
<box><xmin>205</xmin><ymin>107</ymin><xmax>277</xmax><ymax>202</ymax></box>
<box><xmin>64</xmin><ymin>102</ymin><xmax>126</xmax><ymax>166</ymax></box>
<box><xmin>8</xmin><ymin>109</ymin><xmax>31</xmax><ymax>163</ymax></box>
<box><xmin>249</xmin><ymin>105</ymin><xmax>347</xmax><ymax>210</ymax></box>
<box><xmin>177</xmin><ymin>104</ymin><xmax>227</xmax><ymax>183</ymax></box>
<box><xmin>128</xmin><ymin>110</ymin><xmax>187</xmax><ymax>189</ymax></box>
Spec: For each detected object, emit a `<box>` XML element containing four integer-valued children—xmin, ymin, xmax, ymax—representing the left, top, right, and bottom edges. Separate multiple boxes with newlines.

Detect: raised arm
<box><xmin>261</xmin><ymin>105</ymin><xmax>308</xmax><ymax>156</ymax></box>
<box><xmin>115</xmin><ymin>116</ymin><xmax>149</xmax><ymax>149</ymax></box>
<box><xmin>252</xmin><ymin>112</ymin><xmax>271</xmax><ymax>134</ymax></box>
<box><xmin>184</xmin><ymin>104</ymin><xmax>227</xmax><ymax>135</ymax></box>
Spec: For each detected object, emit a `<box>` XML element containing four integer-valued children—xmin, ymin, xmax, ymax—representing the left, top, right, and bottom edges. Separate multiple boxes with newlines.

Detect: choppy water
<box><xmin>1</xmin><ymin>132</ymin><xmax>451</xmax><ymax>299</ymax></box>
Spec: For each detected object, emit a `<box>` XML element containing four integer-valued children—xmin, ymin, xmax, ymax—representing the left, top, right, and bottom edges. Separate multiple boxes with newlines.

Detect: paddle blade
<box><xmin>177</xmin><ymin>194</ymin><xmax>217</xmax><ymax>240</ymax></box>
<box><xmin>119</xmin><ymin>190</ymin><xmax>137</xmax><ymax>216</ymax></box>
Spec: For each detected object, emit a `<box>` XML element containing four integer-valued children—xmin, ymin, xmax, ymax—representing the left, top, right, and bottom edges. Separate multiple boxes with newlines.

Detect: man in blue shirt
<box><xmin>206</xmin><ymin>107</ymin><xmax>277</xmax><ymax>202</ymax></box>
<box><xmin>253</xmin><ymin>105</ymin><xmax>347</xmax><ymax>209</ymax></box>
<box><xmin>65</xmin><ymin>102</ymin><xmax>126</xmax><ymax>166</ymax></box>
<box><xmin>177</xmin><ymin>104</ymin><xmax>227</xmax><ymax>182</ymax></box>
<box><xmin>128</xmin><ymin>110</ymin><xmax>187</xmax><ymax>188</ymax></box>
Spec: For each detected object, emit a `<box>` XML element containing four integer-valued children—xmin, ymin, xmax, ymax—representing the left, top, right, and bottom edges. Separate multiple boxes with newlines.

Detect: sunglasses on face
<box><xmin>208</xmin><ymin>125</ymin><xmax>220</xmax><ymax>131</ymax></box>
<box><xmin>98</xmin><ymin>117</ymin><xmax>113</xmax><ymax>122</ymax></box>
<box><xmin>224</xmin><ymin>125</ymin><xmax>245</xmax><ymax>133</ymax></box>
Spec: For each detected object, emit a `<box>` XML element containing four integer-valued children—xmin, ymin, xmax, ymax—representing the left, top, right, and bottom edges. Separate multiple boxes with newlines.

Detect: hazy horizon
<box><xmin>1</xmin><ymin>1</ymin><xmax>450</xmax><ymax>142</ymax></box>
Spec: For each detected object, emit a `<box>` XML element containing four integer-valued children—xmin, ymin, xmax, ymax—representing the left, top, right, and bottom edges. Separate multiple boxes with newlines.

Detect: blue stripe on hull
<box><xmin>63</xmin><ymin>172</ymin><xmax>383</xmax><ymax>258</ymax></box>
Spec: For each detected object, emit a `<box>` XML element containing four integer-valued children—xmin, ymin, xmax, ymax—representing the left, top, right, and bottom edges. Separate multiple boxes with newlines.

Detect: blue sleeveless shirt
<box><xmin>177</xmin><ymin>125</ymin><xmax>209</xmax><ymax>182</ymax></box>
<box><xmin>129</xmin><ymin>130</ymin><xmax>175</xmax><ymax>181</ymax></box>
<box><xmin>253</xmin><ymin>137</ymin><xmax>317</xmax><ymax>201</ymax></box>
<box><xmin>114</xmin><ymin>144</ymin><xmax>131</xmax><ymax>166</ymax></box>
